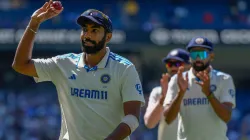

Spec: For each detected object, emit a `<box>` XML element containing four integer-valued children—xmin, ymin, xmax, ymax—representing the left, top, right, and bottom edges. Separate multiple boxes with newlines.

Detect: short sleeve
<box><xmin>121</xmin><ymin>65</ymin><xmax>145</xmax><ymax>105</ymax></box>
<box><xmin>148</xmin><ymin>87</ymin><xmax>161</xmax><ymax>104</ymax></box>
<box><xmin>219</xmin><ymin>75</ymin><xmax>236</xmax><ymax>108</ymax></box>
<box><xmin>32</xmin><ymin>57</ymin><xmax>58</xmax><ymax>83</ymax></box>
<box><xmin>147</xmin><ymin>87</ymin><xmax>161</xmax><ymax>110</ymax></box>
<box><xmin>164</xmin><ymin>75</ymin><xmax>178</xmax><ymax>106</ymax></box>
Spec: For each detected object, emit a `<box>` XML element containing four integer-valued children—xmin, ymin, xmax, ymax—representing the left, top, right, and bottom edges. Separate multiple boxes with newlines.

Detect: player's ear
<box><xmin>80</xmin><ymin>31</ymin><xmax>84</xmax><ymax>40</ymax></box>
<box><xmin>209</xmin><ymin>52</ymin><xmax>215</xmax><ymax>61</ymax></box>
<box><xmin>105</xmin><ymin>33</ymin><xmax>112</xmax><ymax>43</ymax></box>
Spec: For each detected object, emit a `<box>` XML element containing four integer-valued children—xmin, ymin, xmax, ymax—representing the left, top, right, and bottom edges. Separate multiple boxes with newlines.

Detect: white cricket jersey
<box><xmin>32</xmin><ymin>47</ymin><xmax>145</xmax><ymax>140</ymax></box>
<box><xmin>164</xmin><ymin>68</ymin><xmax>236</xmax><ymax>140</ymax></box>
<box><xmin>148</xmin><ymin>86</ymin><xmax>178</xmax><ymax>140</ymax></box>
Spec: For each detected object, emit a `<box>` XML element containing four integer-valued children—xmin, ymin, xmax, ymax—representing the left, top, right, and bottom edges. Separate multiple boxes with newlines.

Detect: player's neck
<box><xmin>84</xmin><ymin>47</ymin><xmax>107</xmax><ymax>67</ymax></box>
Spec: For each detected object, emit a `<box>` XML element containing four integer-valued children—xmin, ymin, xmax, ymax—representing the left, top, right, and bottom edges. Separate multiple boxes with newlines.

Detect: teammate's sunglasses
<box><xmin>190</xmin><ymin>50</ymin><xmax>209</xmax><ymax>60</ymax></box>
<box><xmin>166</xmin><ymin>61</ymin><xmax>183</xmax><ymax>68</ymax></box>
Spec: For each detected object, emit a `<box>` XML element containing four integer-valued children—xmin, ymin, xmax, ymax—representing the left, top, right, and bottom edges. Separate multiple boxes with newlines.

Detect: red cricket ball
<box><xmin>52</xmin><ymin>1</ymin><xmax>62</xmax><ymax>10</ymax></box>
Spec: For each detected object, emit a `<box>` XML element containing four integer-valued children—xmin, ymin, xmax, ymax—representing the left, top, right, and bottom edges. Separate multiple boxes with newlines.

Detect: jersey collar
<box><xmin>77</xmin><ymin>47</ymin><xmax>110</xmax><ymax>71</ymax></box>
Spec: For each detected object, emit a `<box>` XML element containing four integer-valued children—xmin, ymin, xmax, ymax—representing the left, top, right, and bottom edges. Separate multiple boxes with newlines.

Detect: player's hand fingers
<box><xmin>179</xmin><ymin>66</ymin><xmax>184</xmax><ymax>73</ymax></box>
<box><xmin>196</xmin><ymin>72</ymin><xmax>203</xmax><ymax>81</ymax></box>
<box><xmin>198</xmin><ymin>72</ymin><xmax>206</xmax><ymax>81</ymax></box>
<box><xmin>203</xmin><ymin>72</ymin><xmax>209</xmax><ymax>81</ymax></box>
<box><xmin>45</xmin><ymin>7</ymin><xmax>55</xmax><ymax>18</ymax></box>
<box><xmin>185</xmin><ymin>72</ymin><xmax>189</xmax><ymax>82</ymax></box>
<box><xmin>46</xmin><ymin>0</ymin><xmax>53</xmax><ymax>9</ymax></box>
<box><xmin>200</xmin><ymin>71</ymin><xmax>208</xmax><ymax>83</ymax></box>
<box><xmin>45</xmin><ymin>7</ymin><xmax>61</xmax><ymax>19</ymax></box>
<box><xmin>160</xmin><ymin>75</ymin><xmax>168</xmax><ymax>96</ymax></box>
<box><xmin>163</xmin><ymin>73</ymin><xmax>169</xmax><ymax>82</ymax></box>
<box><xmin>161</xmin><ymin>73</ymin><xmax>169</xmax><ymax>86</ymax></box>
<box><xmin>203</xmin><ymin>71</ymin><xmax>210</xmax><ymax>81</ymax></box>
<box><xmin>41</xmin><ymin>2</ymin><xmax>49</xmax><ymax>9</ymax></box>
<box><xmin>160</xmin><ymin>78</ymin><xmax>163</xmax><ymax>84</ymax></box>
<box><xmin>177</xmin><ymin>66</ymin><xmax>184</xmax><ymax>79</ymax></box>
<box><xmin>204</xmin><ymin>69</ymin><xmax>209</xmax><ymax>74</ymax></box>
<box><xmin>195</xmin><ymin>81</ymin><xmax>203</xmax><ymax>86</ymax></box>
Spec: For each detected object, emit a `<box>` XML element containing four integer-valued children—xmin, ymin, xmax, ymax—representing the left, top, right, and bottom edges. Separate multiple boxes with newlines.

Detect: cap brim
<box><xmin>162</xmin><ymin>56</ymin><xmax>185</xmax><ymax>63</ymax></box>
<box><xmin>187</xmin><ymin>45</ymin><xmax>212</xmax><ymax>51</ymax></box>
<box><xmin>77</xmin><ymin>15</ymin><xmax>102</xmax><ymax>26</ymax></box>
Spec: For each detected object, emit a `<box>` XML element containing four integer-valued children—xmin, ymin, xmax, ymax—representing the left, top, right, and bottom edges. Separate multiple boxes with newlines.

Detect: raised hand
<box><xmin>195</xmin><ymin>70</ymin><xmax>210</xmax><ymax>96</ymax></box>
<box><xmin>160</xmin><ymin>73</ymin><xmax>170</xmax><ymax>97</ymax></box>
<box><xmin>31</xmin><ymin>0</ymin><xmax>63</xmax><ymax>24</ymax></box>
<box><xmin>159</xmin><ymin>73</ymin><xmax>170</xmax><ymax>105</ymax></box>
<box><xmin>177</xmin><ymin>66</ymin><xmax>189</xmax><ymax>93</ymax></box>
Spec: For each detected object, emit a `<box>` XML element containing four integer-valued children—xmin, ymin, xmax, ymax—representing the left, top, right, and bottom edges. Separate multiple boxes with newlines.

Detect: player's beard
<box><xmin>192</xmin><ymin>61</ymin><xmax>210</xmax><ymax>71</ymax></box>
<box><xmin>81</xmin><ymin>34</ymin><xmax>106</xmax><ymax>54</ymax></box>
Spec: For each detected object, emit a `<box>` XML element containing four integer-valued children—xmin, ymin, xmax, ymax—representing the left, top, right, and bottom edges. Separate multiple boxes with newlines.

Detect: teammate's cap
<box><xmin>186</xmin><ymin>37</ymin><xmax>213</xmax><ymax>52</ymax></box>
<box><xmin>77</xmin><ymin>9</ymin><xmax>113</xmax><ymax>33</ymax></box>
<box><xmin>162</xmin><ymin>48</ymin><xmax>190</xmax><ymax>64</ymax></box>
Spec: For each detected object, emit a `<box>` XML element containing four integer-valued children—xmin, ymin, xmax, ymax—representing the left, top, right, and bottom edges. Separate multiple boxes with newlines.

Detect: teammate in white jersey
<box><xmin>144</xmin><ymin>49</ymin><xmax>190</xmax><ymax>140</ymax></box>
<box><xmin>12</xmin><ymin>1</ymin><xmax>145</xmax><ymax>140</ymax></box>
<box><xmin>163</xmin><ymin>37</ymin><xmax>236</xmax><ymax>140</ymax></box>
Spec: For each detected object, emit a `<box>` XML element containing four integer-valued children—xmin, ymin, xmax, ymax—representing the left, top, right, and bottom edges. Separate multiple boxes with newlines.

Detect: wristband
<box><xmin>207</xmin><ymin>92</ymin><xmax>214</xmax><ymax>99</ymax></box>
<box><xmin>27</xmin><ymin>26</ymin><xmax>37</xmax><ymax>34</ymax></box>
<box><xmin>121</xmin><ymin>115</ymin><xmax>139</xmax><ymax>133</ymax></box>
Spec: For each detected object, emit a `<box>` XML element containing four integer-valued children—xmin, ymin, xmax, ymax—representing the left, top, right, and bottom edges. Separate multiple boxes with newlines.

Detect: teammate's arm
<box><xmin>207</xmin><ymin>97</ymin><xmax>233</xmax><ymax>123</ymax></box>
<box><xmin>144</xmin><ymin>94</ymin><xmax>165</xmax><ymax>128</ymax></box>
<box><xmin>144</xmin><ymin>74</ymin><xmax>169</xmax><ymax>128</ymax></box>
<box><xmin>196</xmin><ymin>71</ymin><xmax>235</xmax><ymax>123</ymax></box>
<box><xmin>105</xmin><ymin>101</ymin><xmax>141</xmax><ymax>140</ymax></box>
<box><xmin>209</xmin><ymin>75</ymin><xmax>235</xmax><ymax>123</ymax></box>
<box><xmin>164</xmin><ymin>67</ymin><xmax>188</xmax><ymax>124</ymax></box>
<box><xmin>12</xmin><ymin>1</ymin><xmax>63</xmax><ymax>77</ymax></box>
<box><xmin>164</xmin><ymin>91</ymin><xmax>184</xmax><ymax>124</ymax></box>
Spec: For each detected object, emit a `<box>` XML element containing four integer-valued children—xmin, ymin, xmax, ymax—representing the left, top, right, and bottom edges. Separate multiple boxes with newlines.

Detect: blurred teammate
<box><xmin>164</xmin><ymin>37</ymin><xmax>236</xmax><ymax>140</ymax></box>
<box><xmin>12</xmin><ymin>1</ymin><xmax>145</xmax><ymax>140</ymax></box>
<box><xmin>144</xmin><ymin>49</ymin><xmax>190</xmax><ymax>140</ymax></box>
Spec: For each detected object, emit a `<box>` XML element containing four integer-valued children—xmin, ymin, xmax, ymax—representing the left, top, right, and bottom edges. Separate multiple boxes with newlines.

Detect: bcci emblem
<box><xmin>229</xmin><ymin>89</ymin><xmax>235</xmax><ymax>98</ymax></box>
<box><xmin>101</xmin><ymin>74</ymin><xmax>111</xmax><ymax>84</ymax></box>
<box><xmin>210</xmin><ymin>85</ymin><xmax>217</xmax><ymax>92</ymax></box>
<box><xmin>170</xmin><ymin>50</ymin><xmax>178</xmax><ymax>56</ymax></box>
<box><xmin>195</xmin><ymin>38</ymin><xmax>204</xmax><ymax>44</ymax></box>
<box><xmin>135</xmin><ymin>84</ymin><xmax>142</xmax><ymax>95</ymax></box>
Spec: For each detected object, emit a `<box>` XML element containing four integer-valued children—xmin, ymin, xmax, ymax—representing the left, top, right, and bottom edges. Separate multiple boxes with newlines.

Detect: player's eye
<box><xmin>92</xmin><ymin>29</ymin><xmax>98</xmax><ymax>33</ymax></box>
<box><xmin>82</xmin><ymin>28</ymin><xmax>87</xmax><ymax>32</ymax></box>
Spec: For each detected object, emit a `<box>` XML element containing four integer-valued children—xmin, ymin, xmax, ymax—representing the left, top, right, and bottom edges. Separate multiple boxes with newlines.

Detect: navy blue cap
<box><xmin>162</xmin><ymin>48</ymin><xmax>190</xmax><ymax>64</ymax></box>
<box><xmin>77</xmin><ymin>9</ymin><xmax>113</xmax><ymax>33</ymax></box>
<box><xmin>186</xmin><ymin>37</ymin><xmax>213</xmax><ymax>52</ymax></box>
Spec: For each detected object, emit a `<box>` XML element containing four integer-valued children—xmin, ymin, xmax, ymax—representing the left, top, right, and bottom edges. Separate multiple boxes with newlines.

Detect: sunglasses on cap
<box><xmin>190</xmin><ymin>50</ymin><xmax>209</xmax><ymax>60</ymax></box>
<box><xmin>166</xmin><ymin>61</ymin><xmax>184</xmax><ymax>68</ymax></box>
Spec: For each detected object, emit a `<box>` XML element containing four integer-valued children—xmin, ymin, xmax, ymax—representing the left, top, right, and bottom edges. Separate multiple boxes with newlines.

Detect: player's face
<box><xmin>80</xmin><ymin>23</ymin><xmax>107</xmax><ymax>54</ymax></box>
<box><xmin>165</xmin><ymin>59</ymin><xmax>184</xmax><ymax>76</ymax></box>
<box><xmin>189</xmin><ymin>47</ymin><xmax>214</xmax><ymax>71</ymax></box>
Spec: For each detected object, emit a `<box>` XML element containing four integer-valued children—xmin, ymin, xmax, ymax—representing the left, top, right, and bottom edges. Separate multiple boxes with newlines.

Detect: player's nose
<box><xmin>81</xmin><ymin>31</ymin><xmax>91</xmax><ymax>40</ymax></box>
<box><xmin>171</xmin><ymin>68</ymin><xmax>178</xmax><ymax>74</ymax></box>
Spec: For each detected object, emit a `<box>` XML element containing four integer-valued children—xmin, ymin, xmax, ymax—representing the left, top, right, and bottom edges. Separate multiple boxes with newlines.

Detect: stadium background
<box><xmin>0</xmin><ymin>0</ymin><xmax>250</xmax><ymax>139</ymax></box>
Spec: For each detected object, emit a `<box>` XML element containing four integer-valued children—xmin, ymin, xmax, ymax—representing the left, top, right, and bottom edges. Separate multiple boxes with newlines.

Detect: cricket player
<box><xmin>144</xmin><ymin>49</ymin><xmax>190</xmax><ymax>140</ymax></box>
<box><xmin>12</xmin><ymin>1</ymin><xmax>145</xmax><ymax>140</ymax></box>
<box><xmin>163</xmin><ymin>37</ymin><xmax>236</xmax><ymax>140</ymax></box>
